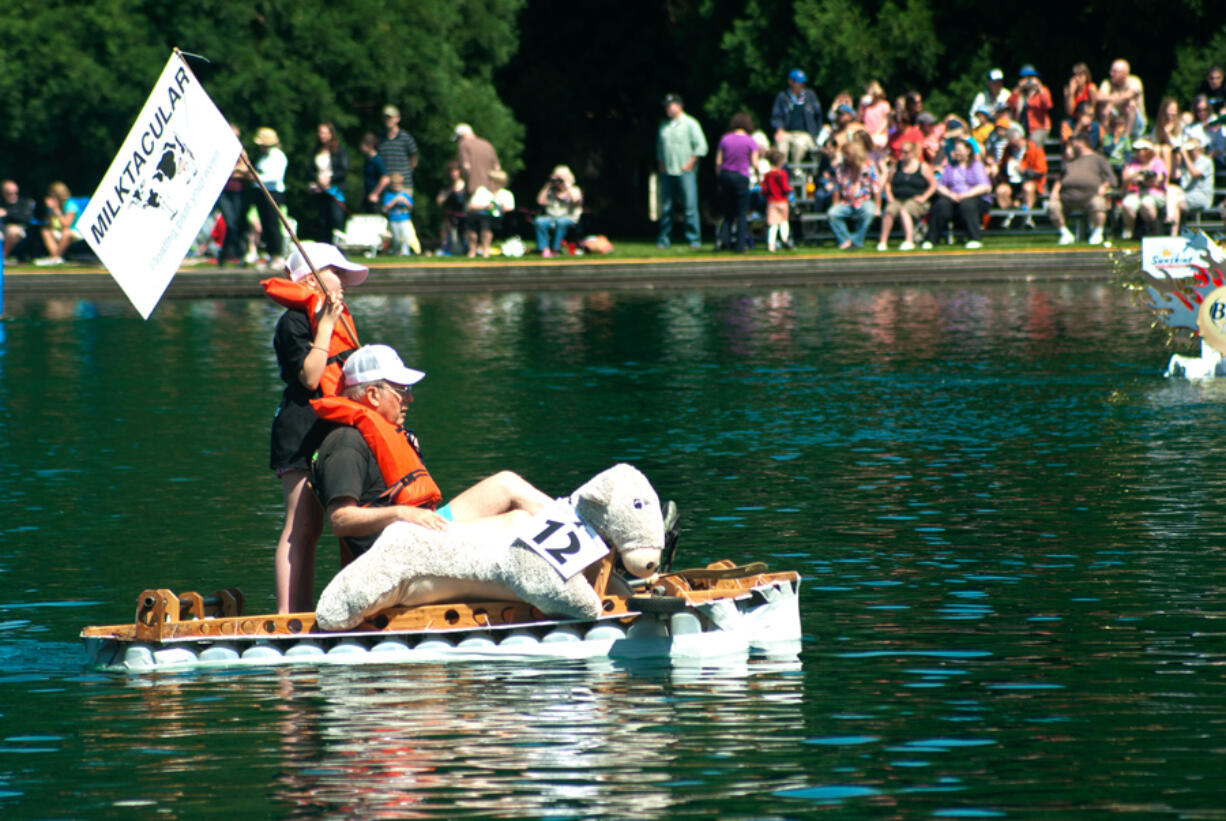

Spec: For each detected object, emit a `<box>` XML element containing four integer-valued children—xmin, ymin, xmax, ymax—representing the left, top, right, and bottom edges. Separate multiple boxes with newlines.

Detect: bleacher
<box><xmin>784</xmin><ymin>140</ymin><xmax>1225</xmax><ymax>246</ymax></box>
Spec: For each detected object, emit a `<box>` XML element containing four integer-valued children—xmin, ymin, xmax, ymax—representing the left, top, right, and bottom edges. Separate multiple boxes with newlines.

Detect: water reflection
<box><xmin>4</xmin><ymin>280</ymin><xmax>1226</xmax><ymax>815</ymax></box>
<box><xmin>71</xmin><ymin>660</ymin><xmax>803</xmax><ymax>818</ymax></box>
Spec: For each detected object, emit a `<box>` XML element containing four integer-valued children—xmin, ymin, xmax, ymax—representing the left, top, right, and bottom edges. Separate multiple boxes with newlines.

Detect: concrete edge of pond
<box><xmin>2</xmin><ymin>247</ymin><xmax>1121</xmax><ymax>305</ymax></box>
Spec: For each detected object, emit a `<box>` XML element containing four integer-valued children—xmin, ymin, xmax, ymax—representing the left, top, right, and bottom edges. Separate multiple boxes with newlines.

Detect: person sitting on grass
<box><xmin>435</xmin><ymin>161</ymin><xmax>467</xmax><ymax>256</ymax></box>
<box><xmin>465</xmin><ymin>169</ymin><xmax>514</xmax><ymax>258</ymax></box>
<box><xmin>534</xmin><ymin>165</ymin><xmax>583</xmax><ymax>257</ymax></box>
<box><xmin>1</xmin><ymin>179</ymin><xmax>37</xmax><ymax>260</ymax></box>
<box><xmin>35</xmin><ymin>181</ymin><xmax>81</xmax><ymax>266</ymax></box>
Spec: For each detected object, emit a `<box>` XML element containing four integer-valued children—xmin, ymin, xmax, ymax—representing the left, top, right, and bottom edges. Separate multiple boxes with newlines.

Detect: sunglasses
<box><xmin>381</xmin><ymin>383</ymin><xmax>412</xmax><ymax>401</ymax></box>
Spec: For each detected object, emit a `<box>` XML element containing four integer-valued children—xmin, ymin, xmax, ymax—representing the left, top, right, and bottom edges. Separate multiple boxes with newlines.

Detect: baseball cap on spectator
<box><xmin>987</xmin><ymin>68</ymin><xmax>1004</xmax><ymax>82</ymax></box>
<box><xmin>788</xmin><ymin>69</ymin><xmax>807</xmax><ymax>84</ymax></box>
<box><xmin>285</xmin><ymin>241</ymin><xmax>369</xmax><ymax>286</ymax></box>
<box><xmin>662</xmin><ymin>93</ymin><xmax>683</xmax><ymax>107</ymax></box>
<box><xmin>836</xmin><ymin>104</ymin><xmax>856</xmax><ymax>116</ymax></box>
<box><xmin>342</xmin><ymin>344</ymin><xmax>425</xmax><ymax>388</ymax></box>
<box><xmin>916</xmin><ymin>112</ymin><xmax>937</xmax><ymax>125</ymax></box>
<box><xmin>382</xmin><ymin>104</ymin><xmax>400</xmax><ymax>118</ymax></box>
<box><xmin>1133</xmin><ymin>138</ymin><xmax>1155</xmax><ymax>150</ymax></box>
<box><xmin>1019</xmin><ymin>64</ymin><xmax>1040</xmax><ymax>78</ymax></box>
<box><xmin>973</xmin><ymin>106</ymin><xmax>993</xmax><ymax>120</ymax></box>
<box><xmin>452</xmin><ymin>123</ymin><xmax>474</xmax><ymax>141</ymax></box>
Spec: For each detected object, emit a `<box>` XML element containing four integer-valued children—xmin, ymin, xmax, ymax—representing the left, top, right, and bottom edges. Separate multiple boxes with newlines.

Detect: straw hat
<box><xmin>253</xmin><ymin>127</ymin><xmax>280</xmax><ymax>147</ymax></box>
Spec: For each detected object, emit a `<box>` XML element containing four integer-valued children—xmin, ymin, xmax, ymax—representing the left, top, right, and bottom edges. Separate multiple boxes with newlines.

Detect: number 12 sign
<box><xmin>510</xmin><ymin>500</ymin><xmax>609</xmax><ymax>580</ymax></box>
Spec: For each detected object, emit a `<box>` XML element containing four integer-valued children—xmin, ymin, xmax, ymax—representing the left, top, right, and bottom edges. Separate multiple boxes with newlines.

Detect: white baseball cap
<box><xmin>342</xmin><ymin>344</ymin><xmax>425</xmax><ymax>388</ymax></box>
<box><xmin>285</xmin><ymin>241</ymin><xmax>368</xmax><ymax>286</ymax></box>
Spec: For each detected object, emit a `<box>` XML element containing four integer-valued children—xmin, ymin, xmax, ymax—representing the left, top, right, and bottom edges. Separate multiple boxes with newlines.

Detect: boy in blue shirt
<box><xmin>381</xmin><ymin>173</ymin><xmax>417</xmax><ymax>255</ymax></box>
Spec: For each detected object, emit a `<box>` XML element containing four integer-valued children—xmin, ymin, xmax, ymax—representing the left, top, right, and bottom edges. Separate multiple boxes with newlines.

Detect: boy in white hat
<box><xmin>264</xmin><ymin>241</ymin><xmax>369</xmax><ymax>613</ymax></box>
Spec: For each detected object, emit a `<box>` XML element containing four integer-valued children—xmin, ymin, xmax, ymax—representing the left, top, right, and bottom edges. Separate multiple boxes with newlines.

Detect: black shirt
<box><xmin>1</xmin><ymin>196</ymin><xmax>35</xmax><ymax>228</ymax></box>
<box><xmin>269</xmin><ymin>309</ymin><xmax>335</xmax><ymax>471</ymax></box>
<box><xmin>312</xmin><ymin>426</ymin><xmax>388</xmax><ymax>557</ymax></box>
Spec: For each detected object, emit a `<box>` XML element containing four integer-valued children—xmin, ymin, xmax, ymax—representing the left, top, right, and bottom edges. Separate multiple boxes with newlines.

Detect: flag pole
<box><xmin>172</xmin><ymin>48</ymin><xmax>360</xmax><ymax>346</ymax></box>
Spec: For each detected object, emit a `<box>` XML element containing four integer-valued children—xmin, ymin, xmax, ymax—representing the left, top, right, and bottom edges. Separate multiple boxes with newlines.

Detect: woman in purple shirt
<box><xmin>715</xmin><ymin>112</ymin><xmax>761</xmax><ymax>252</ymax></box>
<box><xmin>925</xmin><ymin>139</ymin><xmax>992</xmax><ymax>249</ymax></box>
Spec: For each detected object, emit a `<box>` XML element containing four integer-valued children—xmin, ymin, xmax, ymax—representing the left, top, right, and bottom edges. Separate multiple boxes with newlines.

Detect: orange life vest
<box><xmin>262</xmin><ymin>277</ymin><xmax>359</xmax><ymax>396</ymax></box>
<box><xmin>311</xmin><ymin>396</ymin><xmax>443</xmax><ymax>510</ymax></box>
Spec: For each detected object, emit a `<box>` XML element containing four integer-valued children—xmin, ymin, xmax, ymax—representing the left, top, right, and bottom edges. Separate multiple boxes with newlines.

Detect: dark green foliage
<box><xmin>0</xmin><ymin>0</ymin><xmax>523</xmax><ymax>231</ymax></box>
<box><xmin>2</xmin><ymin>0</ymin><xmax>1225</xmax><ymax>238</ymax></box>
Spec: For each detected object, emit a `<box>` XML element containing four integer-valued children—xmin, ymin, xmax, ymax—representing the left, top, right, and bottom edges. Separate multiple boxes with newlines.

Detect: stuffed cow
<box><xmin>315</xmin><ymin>463</ymin><xmax>664</xmax><ymax>631</ymax></box>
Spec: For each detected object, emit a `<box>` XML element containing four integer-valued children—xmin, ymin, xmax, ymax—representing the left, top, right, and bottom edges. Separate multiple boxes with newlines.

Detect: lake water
<box><xmin>2</xmin><ymin>279</ymin><xmax>1224</xmax><ymax>817</ymax></box>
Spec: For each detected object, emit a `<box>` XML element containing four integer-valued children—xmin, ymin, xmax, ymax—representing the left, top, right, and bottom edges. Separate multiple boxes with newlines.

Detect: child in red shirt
<box><xmin>762</xmin><ymin>149</ymin><xmax>793</xmax><ymax>251</ymax></box>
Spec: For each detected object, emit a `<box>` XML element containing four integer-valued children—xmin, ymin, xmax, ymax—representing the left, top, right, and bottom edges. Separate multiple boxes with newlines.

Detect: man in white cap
<box><xmin>311</xmin><ymin>344</ymin><xmax>551</xmax><ymax>561</ymax></box>
<box><xmin>969</xmin><ymin>68</ymin><xmax>1011</xmax><ymax>124</ymax></box>
<box><xmin>453</xmin><ymin>122</ymin><xmax>501</xmax><ymax>192</ymax></box>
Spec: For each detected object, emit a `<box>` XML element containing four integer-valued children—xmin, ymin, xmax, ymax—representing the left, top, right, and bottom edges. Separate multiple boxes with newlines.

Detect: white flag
<box><xmin>79</xmin><ymin>53</ymin><xmax>241</xmax><ymax>319</ymax></box>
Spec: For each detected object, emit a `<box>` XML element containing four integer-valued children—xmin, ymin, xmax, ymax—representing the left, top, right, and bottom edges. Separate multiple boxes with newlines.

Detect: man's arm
<box><xmin>769</xmin><ymin>92</ymin><xmax>787</xmax><ymax>133</ymax></box>
<box><xmin>328</xmin><ymin>497</ymin><xmax>448</xmax><ymax>536</ymax></box>
<box><xmin>369</xmin><ymin>174</ymin><xmax>391</xmax><ymax>202</ymax></box>
<box><xmin>690</xmin><ymin>118</ymin><xmax>709</xmax><ymax>160</ymax></box>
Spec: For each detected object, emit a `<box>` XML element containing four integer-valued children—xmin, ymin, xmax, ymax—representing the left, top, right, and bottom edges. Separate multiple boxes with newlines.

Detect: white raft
<box><xmin>82</xmin><ymin>566</ymin><xmax>802</xmax><ymax>674</ymax></box>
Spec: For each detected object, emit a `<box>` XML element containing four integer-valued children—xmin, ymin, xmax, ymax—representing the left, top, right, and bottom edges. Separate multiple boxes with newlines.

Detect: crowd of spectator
<box><xmin>658</xmin><ymin>59</ymin><xmax>1226</xmax><ymax>252</ymax></box>
<box><xmin>6</xmin><ymin>59</ymin><xmax>1226</xmax><ymax>267</ymax></box>
<box><xmin>1</xmin><ymin>100</ymin><xmax>589</xmax><ymax>267</ymax></box>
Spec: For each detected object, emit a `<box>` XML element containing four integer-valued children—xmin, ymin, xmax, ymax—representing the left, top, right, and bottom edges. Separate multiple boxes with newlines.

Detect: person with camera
<box><xmin>1008</xmin><ymin>64</ymin><xmax>1054</xmax><ymax>145</ymax></box>
<box><xmin>1120</xmin><ymin>138</ymin><xmax>1171</xmax><ymax>238</ymax></box>
<box><xmin>992</xmin><ymin>125</ymin><xmax>1048</xmax><ymax>228</ymax></box>
<box><xmin>1168</xmin><ymin>138</ymin><xmax>1215</xmax><ymax>237</ymax></box>
<box><xmin>533</xmin><ymin>165</ymin><xmax>583</xmax><ymax>257</ymax></box>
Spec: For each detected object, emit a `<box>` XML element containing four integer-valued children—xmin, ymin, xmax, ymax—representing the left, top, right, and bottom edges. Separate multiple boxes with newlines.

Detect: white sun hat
<box><xmin>285</xmin><ymin>241</ymin><xmax>369</xmax><ymax>286</ymax></box>
<box><xmin>342</xmin><ymin>344</ymin><xmax>425</xmax><ymax>387</ymax></box>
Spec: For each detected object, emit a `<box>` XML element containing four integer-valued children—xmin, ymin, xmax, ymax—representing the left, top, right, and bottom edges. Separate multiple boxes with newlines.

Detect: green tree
<box><xmin>1167</xmin><ymin>22</ymin><xmax>1226</xmax><ymax>104</ymax></box>
<box><xmin>0</xmin><ymin>0</ymin><xmax>524</xmax><ymax>234</ymax></box>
